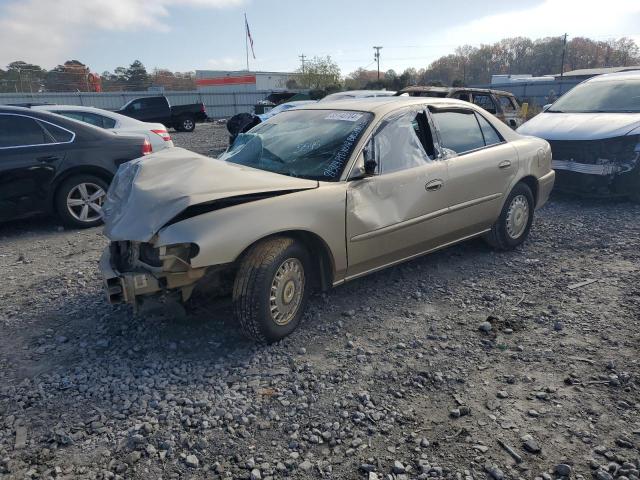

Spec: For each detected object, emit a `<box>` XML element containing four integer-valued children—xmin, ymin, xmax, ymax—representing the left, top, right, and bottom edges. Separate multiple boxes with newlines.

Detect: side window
<box><xmin>499</xmin><ymin>96</ymin><xmax>517</xmax><ymax>112</ymax></box>
<box><xmin>57</xmin><ymin>111</ymin><xmax>84</xmax><ymax>123</ymax></box>
<box><xmin>476</xmin><ymin>114</ymin><xmax>503</xmax><ymax>147</ymax></box>
<box><xmin>375</xmin><ymin>110</ymin><xmax>435</xmax><ymax>174</ymax></box>
<box><xmin>131</xmin><ymin>100</ymin><xmax>143</xmax><ymax>111</ymax></box>
<box><xmin>432</xmin><ymin>110</ymin><xmax>485</xmax><ymax>154</ymax></box>
<box><xmin>148</xmin><ymin>97</ymin><xmax>166</xmax><ymax>108</ymax></box>
<box><xmin>472</xmin><ymin>94</ymin><xmax>497</xmax><ymax>114</ymax></box>
<box><xmin>454</xmin><ymin>92</ymin><xmax>471</xmax><ymax>102</ymax></box>
<box><xmin>80</xmin><ymin>112</ymin><xmax>108</xmax><ymax>128</ymax></box>
<box><xmin>0</xmin><ymin>115</ymin><xmax>50</xmax><ymax>148</ymax></box>
<box><xmin>102</xmin><ymin>116</ymin><xmax>117</xmax><ymax>129</ymax></box>
<box><xmin>39</xmin><ymin>121</ymin><xmax>73</xmax><ymax>143</ymax></box>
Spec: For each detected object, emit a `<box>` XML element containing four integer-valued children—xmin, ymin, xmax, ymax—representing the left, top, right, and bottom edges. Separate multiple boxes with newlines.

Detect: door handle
<box><xmin>36</xmin><ymin>155</ymin><xmax>61</xmax><ymax>163</ymax></box>
<box><xmin>425</xmin><ymin>179</ymin><xmax>444</xmax><ymax>192</ymax></box>
<box><xmin>498</xmin><ymin>160</ymin><xmax>512</xmax><ymax>169</ymax></box>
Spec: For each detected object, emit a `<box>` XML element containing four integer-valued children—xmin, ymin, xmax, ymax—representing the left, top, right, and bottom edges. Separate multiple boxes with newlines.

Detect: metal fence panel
<box><xmin>0</xmin><ymin>90</ymin><xmax>274</xmax><ymax>119</ymax></box>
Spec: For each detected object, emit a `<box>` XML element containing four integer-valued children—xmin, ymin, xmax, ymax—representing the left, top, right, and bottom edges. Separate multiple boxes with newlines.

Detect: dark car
<box><xmin>0</xmin><ymin>106</ymin><xmax>151</xmax><ymax>228</ymax></box>
<box><xmin>115</xmin><ymin>96</ymin><xmax>208</xmax><ymax>132</ymax></box>
<box><xmin>397</xmin><ymin>86</ymin><xmax>523</xmax><ymax>128</ymax></box>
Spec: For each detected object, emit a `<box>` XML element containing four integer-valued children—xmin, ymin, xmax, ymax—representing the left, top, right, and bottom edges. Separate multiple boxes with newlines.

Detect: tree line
<box><xmin>2</xmin><ymin>35</ymin><xmax>638</xmax><ymax>94</ymax></box>
<box><xmin>0</xmin><ymin>60</ymin><xmax>196</xmax><ymax>93</ymax></box>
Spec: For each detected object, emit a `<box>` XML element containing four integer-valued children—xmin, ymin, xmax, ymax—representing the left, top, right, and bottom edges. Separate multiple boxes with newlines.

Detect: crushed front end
<box><xmin>100</xmin><ymin>241</ymin><xmax>206</xmax><ymax>308</ymax></box>
<box><xmin>549</xmin><ymin>135</ymin><xmax>640</xmax><ymax>198</ymax></box>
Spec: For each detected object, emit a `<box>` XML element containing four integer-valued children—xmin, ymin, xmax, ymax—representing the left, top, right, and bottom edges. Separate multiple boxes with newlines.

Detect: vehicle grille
<box><xmin>548</xmin><ymin>136</ymin><xmax>638</xmax><ymax>165</ymax></box>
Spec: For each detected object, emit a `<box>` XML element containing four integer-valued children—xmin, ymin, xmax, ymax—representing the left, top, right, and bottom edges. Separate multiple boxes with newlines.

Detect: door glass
<box><xmin>432</xmin><ymin>110</ymin><xmax>485</xmax><ymax>154</ymax></box>
<box><xmin>131</xmin><ymin>101</ymin><xmax>142</xmax><ymax>111</ymax></box>
<box><xmin>102</xmin><ymin>116</ymin><xmax>117</xmax><ymax>129</ymax></box>
<box><xmin>472</xmin><ymin>94</ymin><xmax>497</xmax><ymax>114</ymax></box>
<box><xmin>375</xmin><ymin>111</ymin><xmax>435</xmax><ymax>174</ymax></box>
<box><xmin>57</xmin><ymin>111</ymin><xmax>84</xmax><ymax>123</ymax></box>
<box><xmin>475</xmin><ymin>114</ymin><xmax>503</xmax><ymax>146</ymax></box>
<box><xmin>0</xmin><ymin>115</ymin><xmax>50</xmax><ymax>147</ymax></box>
<box><xmin>81</xmin><ymin>112</ymin><xmax>106</xmax><ymax>128</ymax></box>
<box><xmin>499</xmin><ymin>96</ymin><xmax>517</xmax><ymax>112</ymax></box>
<box><xmin>39</xmin><ymin>121</ymin><xmax>73</xmax><ymax>143</ymax></box>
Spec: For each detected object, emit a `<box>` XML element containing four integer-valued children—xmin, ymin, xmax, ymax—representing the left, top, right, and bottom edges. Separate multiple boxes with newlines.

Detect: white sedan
<box><xmin>32</xmin><ymin>105</ymin><xmax>174</xmax><ymax>152</ymax></box>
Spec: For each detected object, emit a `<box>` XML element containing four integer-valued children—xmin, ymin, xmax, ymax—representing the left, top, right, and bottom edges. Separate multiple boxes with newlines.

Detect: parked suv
<box><xmin>397</xmin><ymin>87</ymin><xmax>523</xmax><ymax>128</ymax></box>
<box><xmin>0</xmin><ymin>106</ymin><xmax>151</xmax><ymax>228</ymax></box>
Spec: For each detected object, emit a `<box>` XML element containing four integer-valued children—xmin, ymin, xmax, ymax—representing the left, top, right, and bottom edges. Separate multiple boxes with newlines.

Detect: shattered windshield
<box><xmin>549</xmin><ymin>79</ymin><xmax>640</xmax><ymax>113</ymax></box>
<box><xmin>220</xmin><ymin>109</ymin><xmax>373</xmax><ymax>181</ymax></box>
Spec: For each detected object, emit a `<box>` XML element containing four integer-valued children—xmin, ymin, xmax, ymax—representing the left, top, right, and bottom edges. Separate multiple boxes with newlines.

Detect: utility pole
<box><xmin>298</xmin><ymin>54</ymin><xmax>306</xmax><ymax>75</ymax></box>
<box><xmin>373</xmin><ymin>46</ymin><xmax>383</xmax><ymax>81</ymax></box>
<box><xmin>560</xmin><ymin>33</ymin><xmax>568</xmax><ymax>79</ymax></box>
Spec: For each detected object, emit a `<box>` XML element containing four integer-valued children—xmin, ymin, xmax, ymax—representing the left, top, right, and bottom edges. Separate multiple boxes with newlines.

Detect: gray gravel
<box><xmin>0</xmin><ymin>130</ymin><xmax>639</xmax><ymax>479</ymax></box>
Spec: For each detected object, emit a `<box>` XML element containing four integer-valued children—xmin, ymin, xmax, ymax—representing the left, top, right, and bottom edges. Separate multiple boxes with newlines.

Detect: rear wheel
<box><xmin>233</xmin><ymin>237</ymin><xmax>311</xmax><ymax>343</ymax></box>
<box><xmin>55</xmin><ymin>174</ymin><xmax>109</xmax><ymax>228</ymax></box>
<box><xmin>485</xmin><ymin>182</ymin><xmax>535</xmax><ymax>250</ymax></box>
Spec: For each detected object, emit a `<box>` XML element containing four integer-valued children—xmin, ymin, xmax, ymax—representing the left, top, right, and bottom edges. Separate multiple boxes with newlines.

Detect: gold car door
<box><xmin>345</xmin><ymin>109</ymin><xmax>451</xmax><ymax>280</ymax></box>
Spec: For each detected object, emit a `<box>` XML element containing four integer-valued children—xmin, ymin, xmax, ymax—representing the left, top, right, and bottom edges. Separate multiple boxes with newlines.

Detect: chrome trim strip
<box><xmin>0</xmin><ymin>113</ymin><xmax>76</xmax><ymax>150</ymax></box>
<box><xmin>342</xmin><ymin>229</ymin><xmax>491</xmax><ymax>283</ymax></box>
<box><xmin>449</xmin><ymin>192</ymin><xmax>503</xmax><ymax>214</ymax></box>
<box><xmin>351</xmin><ymin>206</ymin><xmax>450</xmax><ymax>242</ymax></box>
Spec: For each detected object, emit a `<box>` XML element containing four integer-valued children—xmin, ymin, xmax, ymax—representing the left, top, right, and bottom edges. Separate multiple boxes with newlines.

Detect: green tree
<box><xmin>126</xmin><ymin>60</ymin><xmax>151</xmax><ymax>91</ymax></box>
<box><xmin>296</xmin><ymin>56</ymin><xmax>341</xmax><ymax>90</ymax></box>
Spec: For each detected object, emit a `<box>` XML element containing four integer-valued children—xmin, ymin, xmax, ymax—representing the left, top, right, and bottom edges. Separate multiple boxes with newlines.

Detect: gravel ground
<box><xmin>0</xmin><ymin>129</ymin><xmax>639</xmax><ymax>480</ymax></box>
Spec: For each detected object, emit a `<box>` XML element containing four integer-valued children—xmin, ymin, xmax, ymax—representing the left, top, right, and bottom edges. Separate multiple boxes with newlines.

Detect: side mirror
<box><xmin>542</xmin><ymin>104</ymin><xmax>552</xmax><ymax>112</ymax></box>
<box><xmin>364</xmin><ymin>159</ymin><xmax>378</xmax><ymax>176</ymax></box>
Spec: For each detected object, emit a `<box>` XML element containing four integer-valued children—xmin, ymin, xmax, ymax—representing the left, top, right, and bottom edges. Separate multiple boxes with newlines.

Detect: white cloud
<box><xmin>438</xmin><ymin>0</ymin><xmax>640</xmax><ymax>48</ymax></box>
<box><xmin>0</xmin><ymin>0</ymin><xmax>245</xmax><ymax>68</ymax></box>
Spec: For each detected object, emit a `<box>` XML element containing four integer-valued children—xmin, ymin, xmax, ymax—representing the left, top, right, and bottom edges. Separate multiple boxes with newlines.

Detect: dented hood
<box><xmin>102</xmin><ymin>147</ymin><xmax>318</xmax><ymax>242</ymax></box>
<box><xmin>518</xmin><ymin>112</ymin><xmax>640</xmax><ymax>140</ymax></box>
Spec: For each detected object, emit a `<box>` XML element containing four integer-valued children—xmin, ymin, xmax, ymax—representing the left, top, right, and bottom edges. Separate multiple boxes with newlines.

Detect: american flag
<box><xmin>245</xmin><ymin>13</ymin><xmax>256</xmax><ymax>59</ymax></box>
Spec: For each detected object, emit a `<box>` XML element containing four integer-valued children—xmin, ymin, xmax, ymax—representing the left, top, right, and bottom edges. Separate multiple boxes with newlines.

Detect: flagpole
<box><xmin>244</xmin><ymin>13</ymin><xmax>249</xmax><ymax>71</ymax></box>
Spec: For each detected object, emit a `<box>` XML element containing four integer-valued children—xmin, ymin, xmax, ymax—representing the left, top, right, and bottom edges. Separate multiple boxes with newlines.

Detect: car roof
<box><xmin>298</xmin><ymin>96</ymin><xmax>481</xmax><ymax>116</ymax></box>
<box><xmin>400</xmin><ymin>85</ymin><xmax>515</xmax><ymax>96</ymax></box>
<box><xmin>0</xmin><ymin>105</ymin><xmax>114</xmax><ymax>135</ymax></box>
<box><xmin>588</xmin><ymin>70</ymin><xmax>640</xmax><ymax>82</ymax></box>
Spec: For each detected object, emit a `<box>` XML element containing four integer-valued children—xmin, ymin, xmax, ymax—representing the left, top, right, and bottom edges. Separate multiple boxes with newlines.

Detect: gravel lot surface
<box><xmin>0</xmin><ymin>128</ymin><xmax>639</xmax><ymax>480</ymax></box>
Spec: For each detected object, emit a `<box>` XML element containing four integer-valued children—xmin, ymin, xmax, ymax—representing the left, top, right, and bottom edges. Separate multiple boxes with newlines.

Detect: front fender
<box><xmin>156</xmin><ymin>183</ymin><xmax>348</xmax><ymax>280</ymax></box>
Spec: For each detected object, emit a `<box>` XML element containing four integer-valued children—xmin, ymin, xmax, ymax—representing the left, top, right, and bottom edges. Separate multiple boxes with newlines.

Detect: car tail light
<box><xmin>151</xmin><ymin>129</ymin><xmax>172</xmax><ymax>142</ymax></box>
<box><xmin>142</xmin><ymin>139</ymin><xmax>153</xmax><ymax>155</ymax></box>
<box><xmin>200</xmin><ymin>104</ymin><xmax>206</xmax><ymax>113</ymax></box>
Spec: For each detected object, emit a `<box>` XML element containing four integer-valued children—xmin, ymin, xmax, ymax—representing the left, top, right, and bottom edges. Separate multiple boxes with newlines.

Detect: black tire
<box><xmin>485</xmin><ymin>182</ymin><xmax>535</xmax><ymax>250</ymax></box>
<box><xmin>233</xmin><ymin>237</ymin><xmax>311</xmax><ymax>343</ymax></box>
<box><xmin>54</xmin><ymin>174</ymin><xmax>109</xmax><ymax>228</ymax></box>
<box><xmin>179</xmin><ymin>115</ymin><xmax>196</xmax><ymax>132</ymax></box>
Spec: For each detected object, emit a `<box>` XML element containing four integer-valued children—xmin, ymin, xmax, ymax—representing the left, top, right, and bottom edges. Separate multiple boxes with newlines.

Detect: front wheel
<box><xmin>233</xmin><ymin>237</ymin><xmax>311</xmax><ymax>343</ymax></box>
<box><xmin>485</xmin><ymin>182</ymin><xmax>535</xmax><ymax>250</ymax></box>
<box><xmin>55</xmin><ymin>174</ymin><xmax>109</xmax><ymax>228</ymax></box>
<box><xmin>179</xmin><ymin>115</ymin><xmax>195</xmax><ymax>132</ymax></box>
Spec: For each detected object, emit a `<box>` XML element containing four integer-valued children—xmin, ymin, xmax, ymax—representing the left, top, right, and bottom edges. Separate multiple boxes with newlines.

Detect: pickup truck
<box><xmin>116</xmin><ymin>96</ymin><xmax>207</xmax><ymax>132</ymax></box>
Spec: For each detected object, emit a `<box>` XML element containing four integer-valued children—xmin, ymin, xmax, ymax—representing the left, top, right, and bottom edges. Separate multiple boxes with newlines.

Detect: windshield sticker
<box><xmin>323</xmin><ymin>120</ymin><xmax>368</xmax><ymax>178</ymax></box>
<box><xmin>325</xmin><ymin>112</ymin><xmax>364</xmax><ymax>122</ymax></box>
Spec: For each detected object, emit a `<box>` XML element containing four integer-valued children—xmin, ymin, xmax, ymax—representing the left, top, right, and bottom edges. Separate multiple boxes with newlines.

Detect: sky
<box><xmin>1</xmin><ymin>0</ymin><xmax>640</xmax><ymax>76</ymax></box>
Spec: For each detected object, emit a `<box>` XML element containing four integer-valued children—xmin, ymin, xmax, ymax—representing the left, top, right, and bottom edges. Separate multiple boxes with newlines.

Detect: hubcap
<box><xmin>66</xmin><ymin>182</ymin><xmax>105</xmax><ymax>223</ymax></box>
<box><xmin>183</xmin><ymin>119</ymin><xmax>194</xmax><ymax>130</ymax></box>
<box><xmin>269</xmin><ymin>258</ymin><xmax>305</xmax><ymax>326</ymax></box>
<box><xmin>506</xmin><ymin>194</ymin><xmax>530</xmax><ymax>239</ymax></box>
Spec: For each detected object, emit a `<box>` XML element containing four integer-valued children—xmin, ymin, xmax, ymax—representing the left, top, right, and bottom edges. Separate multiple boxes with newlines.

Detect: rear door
<box><xmin>430</xmin><ymin>108</ymin><xmax>519</xmax><ymax>236</ymax></box>
<box><xmin>496</xmin><ymin>95</ymin><xmax>522</xmax><ymax>128</ymax></box>
<box><xmin>346</xmin><ymin>107</ymin><xmax>450</xmax><ymax>279</ymax></box>
<box><xmin>0</xmin><ymin>114</ymin><xmax>72</xmax><ymax>220</ymax></box>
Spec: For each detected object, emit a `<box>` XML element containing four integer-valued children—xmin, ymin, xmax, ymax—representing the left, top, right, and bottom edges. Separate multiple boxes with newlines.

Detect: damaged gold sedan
<box><xmin>100</xmin><ymin>97</ymin><xmax>555</xmax><ymax>343</ymax></box>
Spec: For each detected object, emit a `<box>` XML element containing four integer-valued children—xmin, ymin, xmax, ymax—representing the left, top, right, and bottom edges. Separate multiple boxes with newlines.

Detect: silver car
<box><xmin>100</xmin><ymin>97</ymin><xmax>555</xmax><ymax>343</ymax></box>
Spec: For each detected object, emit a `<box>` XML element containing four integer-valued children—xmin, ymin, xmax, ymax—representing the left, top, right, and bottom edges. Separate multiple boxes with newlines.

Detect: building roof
<box><xmin>559</xmin><ymin>66</ymin><xmax>640</xmax><ymax>78</ymax></box>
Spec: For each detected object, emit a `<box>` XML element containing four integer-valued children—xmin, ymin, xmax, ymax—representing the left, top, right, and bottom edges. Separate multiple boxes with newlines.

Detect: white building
<box><xmin>196</xmin><ymin>70</ymin><xmax>302</xmax><ymax>92</ymax></box>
